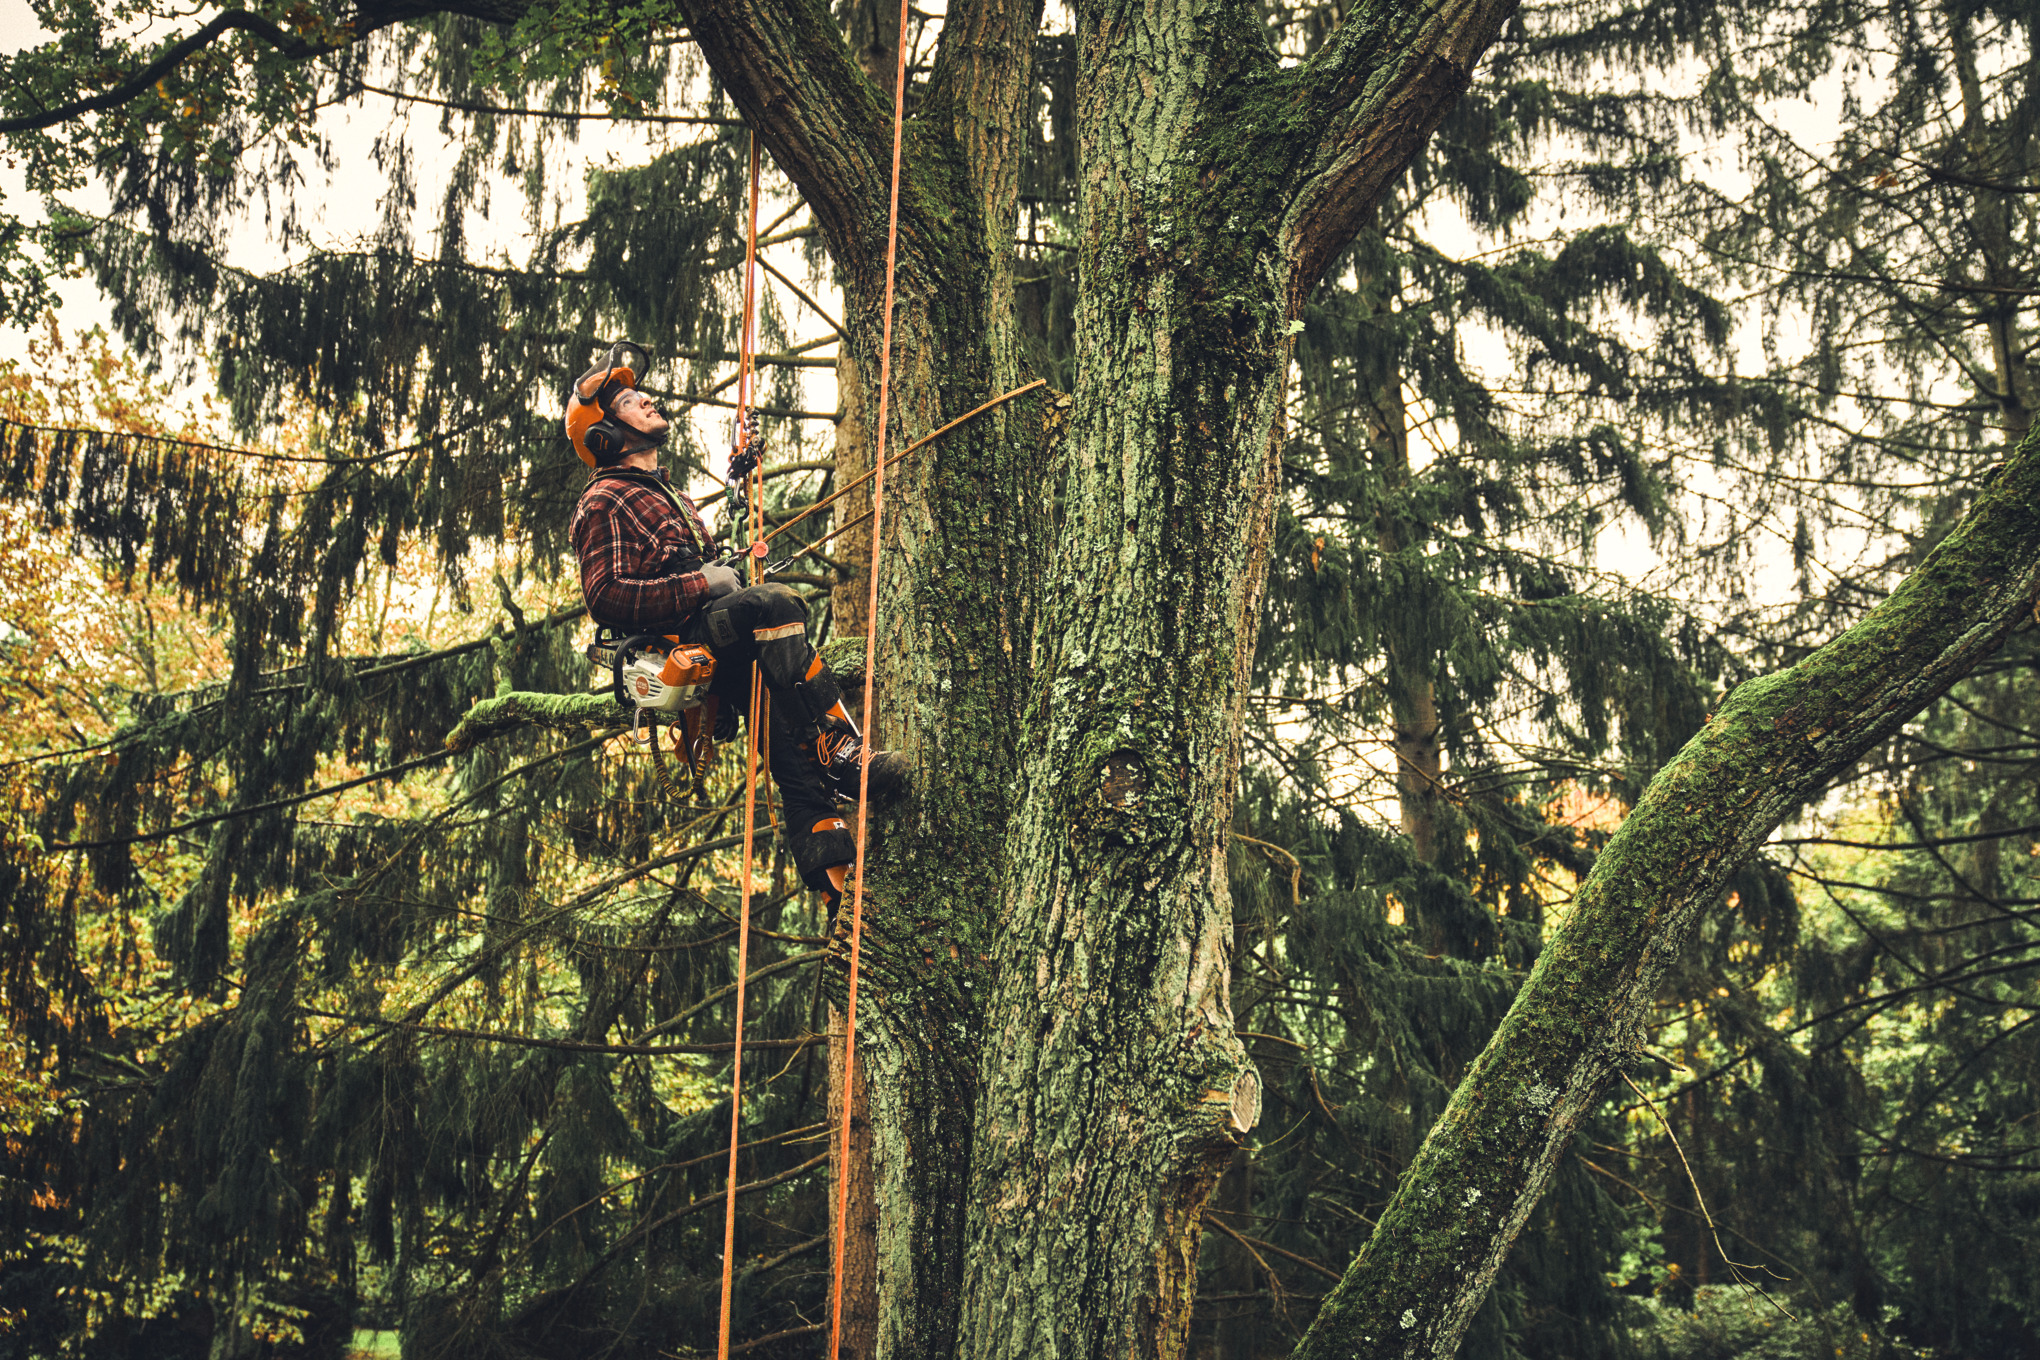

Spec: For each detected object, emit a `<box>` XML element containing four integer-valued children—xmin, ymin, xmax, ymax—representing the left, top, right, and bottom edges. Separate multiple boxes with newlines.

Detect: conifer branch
<box><xmin>1770</xmin><ymin>818</ymin><xmax>2040</xmax><ymax>851</ymax></box>
<box><xmin>729</xmin><ymin>1322</ymin><xmax>825</xmax><ymax>1355</ymax></box>
<box><xmin>48</xmin><ymin>748</ymin><xmax>454</xmax><ymax>851</ymax></box>
<box><xmin>521</xmin><ymin>1150</ymin><xmax>831</xmax><ymax>1321</ymax></box>
<box><xmin>1202</xmin><ymin>1212</ymin><xmax>1343</xmax><ymax>1283</ymax></box>
<box><xmin>54</xmin><ymin>606</ymin><xmax>589</xmax><ymax>768</ymax></box>
<box><xmin>1899</xmin><ymin>156</ymin><xmax>2040</xmax><ymax>195</ymax></box>
<box><xmin>623</xmin><ymin>949</ymin><xmax>828</xmax><ymax>1045</ymax></box>
<box><xmin>349</xmin><ymin>79</ymin><xmax>741</xmax><ymax>125</ymax></box>
<box><xmin>511</xmin><ymin>1134</ymin><xmax>831</xmax><ymax>1271</ymax></box>
<box><xmin>342</xmin><ymin>833</ymin><xmax>753</xmax><ymax>1050</ymax></box>
<box><xmin>348</xmin><ymin>605</ymin><xmax>588</xmax><ymax>685</ymax></box>
<box><xmin>0</xmin><ymin>11</ymin><xmax>340</xmax><ymax>135</ymax></box>
<box><xmin>301</xmin><ymin>1004</ymin><xmax>820</xmax><ymax>1055</ymax></box>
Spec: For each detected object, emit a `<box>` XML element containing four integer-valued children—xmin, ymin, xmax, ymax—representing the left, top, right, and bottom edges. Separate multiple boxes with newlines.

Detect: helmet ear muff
<box><xmin>585</xmin><ymin>419</ymin><xmax>630</xmax><ymax>464</ymax></box>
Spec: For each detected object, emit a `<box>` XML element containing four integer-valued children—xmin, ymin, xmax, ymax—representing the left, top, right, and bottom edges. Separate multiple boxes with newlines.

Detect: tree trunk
<box><xmin>830</xmin><ymin>346</ymin><xmax>875</xmax><ymax>639</ymax></box>
<box><xmin>1369</xmin><ymin>373</ymin><xmax>1446</xmax><ymax>877</ymax></box>
<box><xmin>683</xmin><ymin>0</ymin><xmax>1521</xmax><ymax>1351</ymax></box>
<box><xmin>955</xmin><ymin>2</ymin><xmax>1316</xmax><ymax>1347</ymax></box>
<box><xmin>829</xmin><ymin>1004</ymin><xmax>880</xmax><ymax>1360</ymax></box>
<box><xmin>1293</xmin><ymin>425</ymin><xmax>2040</xmax><ymax>1359</ymax></box>
<box><xmin>1952</xmin><ymin>12</ymin><xmax>2032</xmax><ymax>446</ymax></box>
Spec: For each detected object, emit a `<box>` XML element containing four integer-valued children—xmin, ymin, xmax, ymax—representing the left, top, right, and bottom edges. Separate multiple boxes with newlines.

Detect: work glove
<box><xmin>699</xmin><ymin>561</ymin><xmax>742</xmax><ymax>600</ymax></box>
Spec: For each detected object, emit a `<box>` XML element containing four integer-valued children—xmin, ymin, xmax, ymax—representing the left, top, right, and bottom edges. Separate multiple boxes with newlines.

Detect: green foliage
<box><xmin>1637</xmin><ymin>1288</ymin><xmax>1918</xmax><ymax>1360</ymax></box>
<box><xmin>2</xmin><ymin>0</ymin><xmax>2037</xmax><ymax>1356</ymax></box>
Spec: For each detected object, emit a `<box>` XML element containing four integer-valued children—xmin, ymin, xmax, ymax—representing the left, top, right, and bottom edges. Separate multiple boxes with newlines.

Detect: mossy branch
<box><xmin>1295</xmin><ymin>431</ymin><xmax>2040</xmax><ymax>1360</ymax></box>
<box><xmin>818</xmin><ymin>635</ymin><xmax>868</xmax><ymax>687</ymax></box>
<box><xmin>445</xmin><ymin>691</ymin><xmax>625</xmax><ymax>753</ymax></box>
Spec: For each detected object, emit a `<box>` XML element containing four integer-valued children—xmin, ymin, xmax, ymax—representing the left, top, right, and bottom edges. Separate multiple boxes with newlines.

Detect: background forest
<box><xmin>0</xmin><ymin>0</ymin><xmax>2036</xmax><ymax>1357</ymax></box>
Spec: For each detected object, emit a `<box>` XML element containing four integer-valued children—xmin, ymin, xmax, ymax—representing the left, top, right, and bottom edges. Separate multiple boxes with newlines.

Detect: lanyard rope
<box><xmin>830</xmin><ymin>0</ymin><xmax>914</xmax><ymax>1348</ymax></box>
<box><xmin>715</xmin><ymin>131</ymin><xmax>767</xmax><ymax>1360</ymax></box>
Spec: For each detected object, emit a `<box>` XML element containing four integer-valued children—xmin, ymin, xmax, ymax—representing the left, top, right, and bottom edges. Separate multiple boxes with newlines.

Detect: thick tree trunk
<box><xmin>830</xmin><ymin>349</ymin><xmax>875</xmax><ymax>639</ymax></box>
<box><xmin>828</xmin><ymin>1004</ymin><xmax>880</xmax><ymax>1359</ymax></box>
<box><xmin>683</xmin><ymin>1</ymin><xmax>1519</xmax><ymax>1352</ymax></box>
<box><xmin>956</xmin><ymin>0</ymin><xmax>1298</xmax><ymax>1348</ymax></box>
<box><xmin>1293</xmin><ymin>426</ymin><xmax>2040</xmax><ymax>1359</ymax></box>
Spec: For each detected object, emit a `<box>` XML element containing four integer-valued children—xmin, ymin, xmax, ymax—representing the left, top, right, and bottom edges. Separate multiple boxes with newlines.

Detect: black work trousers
<box><xmin>683</xmin><ymin>583</ymin><xmax>853</xmax><ymax>889</ymax></box>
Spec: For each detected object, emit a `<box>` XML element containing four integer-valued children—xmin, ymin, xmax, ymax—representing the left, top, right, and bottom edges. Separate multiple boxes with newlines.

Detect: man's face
<box><xmin>611</xmin><ymin>388</ymin><xmax>670</xmax><ymax>442</ymax></box>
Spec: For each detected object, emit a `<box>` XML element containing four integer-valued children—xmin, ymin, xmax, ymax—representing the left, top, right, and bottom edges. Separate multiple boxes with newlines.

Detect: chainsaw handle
<box><xmin>611</xmin><ymin>633</ymin><xmax>671</xmax><ymax>708</ymax></box>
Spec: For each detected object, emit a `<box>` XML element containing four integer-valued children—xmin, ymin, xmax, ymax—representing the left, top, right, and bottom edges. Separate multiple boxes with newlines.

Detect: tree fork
<box><xmin>1296</xmin><ymin>434</ymin><xmax>2040</xmax><ymax>1359</ymax></box>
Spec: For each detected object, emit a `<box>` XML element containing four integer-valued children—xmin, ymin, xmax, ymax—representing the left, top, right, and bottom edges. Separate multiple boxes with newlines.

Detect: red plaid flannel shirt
<box><xmin>570</xmin><ymin>468</ymin><xmax>720</xmax><ymax>628</ymax></box>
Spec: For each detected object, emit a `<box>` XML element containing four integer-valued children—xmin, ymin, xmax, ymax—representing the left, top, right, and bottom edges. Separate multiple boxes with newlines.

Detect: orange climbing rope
<box><xmin>762</xmin><ymin>377</ymin><xmax>1047</xmax><ymax>549</ymax></box>
<box><xmin>830</xmin><ymin>0</ymin><xmax>914</xmax><ymax>1347</ymax></box>
<box><xmin>704</xmin><ymin>20</ymin><xmax>1029</xmax><ymax>1348</ymax></box>
<box><xmin>715</xmin><ymin>132</ymin><xmax>767</xmax><ymax>1360</ymax></box>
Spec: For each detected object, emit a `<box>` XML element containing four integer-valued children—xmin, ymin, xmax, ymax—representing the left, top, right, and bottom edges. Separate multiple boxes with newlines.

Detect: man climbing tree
<box><xmin>563</xmin><ymin>341</ymin><xmax>893</xmax><ymax>912</ymax></box>
<box><xmin>7</xmin><ymin>1</ymin><xmax>2040</xmax><ymax>1359</ymax></box>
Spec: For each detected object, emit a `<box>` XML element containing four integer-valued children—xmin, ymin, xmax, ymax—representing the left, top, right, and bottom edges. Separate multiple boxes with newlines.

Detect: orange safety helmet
<box><xmin>564</xmin><ymin>340</ymin><xmax>654</xmax><ymax>467</ymax></box>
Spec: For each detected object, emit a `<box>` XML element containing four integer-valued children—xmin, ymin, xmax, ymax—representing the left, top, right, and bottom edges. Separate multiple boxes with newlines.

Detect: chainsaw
<box><xmin>589</xmin><ymin>630</ymin><xmax>721</xmax><ymax>794</ymax></box>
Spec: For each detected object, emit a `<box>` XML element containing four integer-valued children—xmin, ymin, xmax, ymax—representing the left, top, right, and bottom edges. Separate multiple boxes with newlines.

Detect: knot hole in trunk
<box><xmin>1101</xmin><ymin>750</ymin><xmax>1148</xmax><ymax>810</ymax></box>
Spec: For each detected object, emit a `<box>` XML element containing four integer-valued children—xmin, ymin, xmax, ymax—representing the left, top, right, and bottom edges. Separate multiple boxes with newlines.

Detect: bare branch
<box><xmin>1279</xmin><ymin>0</ymin><xmax>1522</xmax><ymax>302</ymax></box>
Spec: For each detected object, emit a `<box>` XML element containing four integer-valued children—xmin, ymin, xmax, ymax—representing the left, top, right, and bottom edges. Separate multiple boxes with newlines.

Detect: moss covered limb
<box><xmin>444</xmin><ymin>691</ymin><xmax>623</xmax><ymax>753</ymax></box>
<box><xmin>1294</xmin><ymin>431</ymin><xmax>2040</xmax><ymax>1360</ymax></box>
<box><xmin>816</xmin><ymin>634</ymin><xmax>868</xmax><ymax>687</ymax></box>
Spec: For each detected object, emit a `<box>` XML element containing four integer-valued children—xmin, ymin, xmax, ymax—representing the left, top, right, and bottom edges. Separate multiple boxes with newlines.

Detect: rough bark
<box><xmin>829</xmin><ymin>346</ymin><xmax>875</xmax><ymax>639</ymax></box>
<box><xmin>829</xmin><ymin>1003</ymin><xmax>881</xmax><ymax>1360</ymax></box>
<box><xmin>1293</xmin><ymin>428</ymin><xmax>2040</xmax><ymax>1360</ymax></box>
<box><xmin>960</xmin><ymin>1</ymin><xmax>1517</xmax><ymax>1354</ymax></box>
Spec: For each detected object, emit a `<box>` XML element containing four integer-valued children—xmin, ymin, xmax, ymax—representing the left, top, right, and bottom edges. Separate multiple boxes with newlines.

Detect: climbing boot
<box><xmin>814</xmin><ymin>718</ymin><xmax>907</xmax><ymax>802</ymax></box>
<box><xmin>776</xmin><ymin>655</ymin><xmax>906</xmax><ymax>802</ymax></box>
